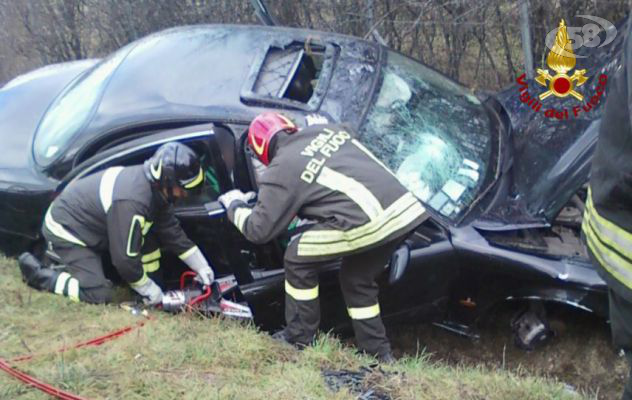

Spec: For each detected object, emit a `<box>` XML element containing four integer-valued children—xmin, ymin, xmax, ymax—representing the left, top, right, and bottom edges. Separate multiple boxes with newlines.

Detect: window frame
<box><xmin>240</xmin><ymin>41</ymin><xmax>339</xmax><ymax>111</ymax></box>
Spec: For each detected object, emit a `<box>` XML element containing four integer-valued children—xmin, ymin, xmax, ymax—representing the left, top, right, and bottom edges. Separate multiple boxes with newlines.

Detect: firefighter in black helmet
<box><xmin>218</xmin><ymin>113</ymin><xmax>428</xmax><ymax>362</ymax></box>
<box><xmin>582</xmin><ymin>21</ymin><xmax>632</xmax><ymax>400</ymax></box>
<box><xmin>19</xmin><ymin>142</ymin><xmax>215</xmax><ymax>305</ymax></box>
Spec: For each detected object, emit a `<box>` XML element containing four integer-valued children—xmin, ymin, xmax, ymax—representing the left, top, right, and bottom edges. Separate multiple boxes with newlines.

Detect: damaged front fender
<box><xmin>506</xmin><ymin>285</ymin><xmax>608</xmax><ymax>317</ymax></box>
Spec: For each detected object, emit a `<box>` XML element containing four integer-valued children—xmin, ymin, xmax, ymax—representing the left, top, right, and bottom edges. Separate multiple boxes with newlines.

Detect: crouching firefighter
<box><xmin>19</xmin><ymin>142</ymin><xmax>215</xmax><ymax>305</ymax></box>
<box><xmin>582</xmin><ymin>22</ymin><xmax>632</xmax><ymax>400</ymax></box>
<box><xmin>218</xmin><ymin>113</ymin><xmax>428</xmax><ymax>362</ymax></box>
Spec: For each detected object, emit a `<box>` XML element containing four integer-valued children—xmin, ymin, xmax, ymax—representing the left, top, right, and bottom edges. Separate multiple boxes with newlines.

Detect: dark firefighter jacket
<box><xmin>44</xmin><ymin>165</ymin><xmax>195</xmax><ymax>286</ymax></box>
<box><xmin>582</xmin><ymin>25</ymin><xmax>632</xmax><ymax>302</ymax></box>
<box><xmin>227</xmin><ymin>124</ymin><xmax>428</xmax><ymax>262</ymax></box>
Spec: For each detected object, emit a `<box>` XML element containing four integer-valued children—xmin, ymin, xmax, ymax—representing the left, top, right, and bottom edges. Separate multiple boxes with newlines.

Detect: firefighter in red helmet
<box><xmin>219</xmin><ymin>112</ymin><xmax>427</xmax><ymax>362</ymax></box>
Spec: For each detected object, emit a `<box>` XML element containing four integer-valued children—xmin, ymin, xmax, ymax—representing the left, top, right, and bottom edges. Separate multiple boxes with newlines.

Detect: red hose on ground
<box><xmin>3</xmin><ymin>271</ymin><xmax>195</xmax><ymax>398</ymax></box>
<box><xmin>1</xmin><ymin>317</ymin><xmax>150</xmax><ymax>399</ymax></box>
<box><xmin>0</xmin><ymin>358</ymin><xmax>88</xmax><ymax>400</ymax></box>
<box><xmin>10</xmin><ymin>319</ymin><xmax>150</xmax><ymax>363</ymax></box>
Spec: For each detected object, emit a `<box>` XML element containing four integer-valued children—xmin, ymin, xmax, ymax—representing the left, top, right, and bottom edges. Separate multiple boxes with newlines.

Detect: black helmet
<box><xmin>144</xmin><ymin>142</ymin><xmax>203</xmax><ymax>201</ymax></box>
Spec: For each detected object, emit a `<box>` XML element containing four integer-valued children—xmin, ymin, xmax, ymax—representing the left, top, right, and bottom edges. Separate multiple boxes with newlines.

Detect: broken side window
<box><xmin>241</xmin><ymin>41</ymin><xmax>336</xmax><ymax>111</ymax></box>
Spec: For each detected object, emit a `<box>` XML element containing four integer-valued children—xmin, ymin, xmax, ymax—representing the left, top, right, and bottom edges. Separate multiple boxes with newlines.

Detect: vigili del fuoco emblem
<box><xmin>535</xmin><ymin>19</ymin><xmax>588</xmax><ymax>101</ymax></box>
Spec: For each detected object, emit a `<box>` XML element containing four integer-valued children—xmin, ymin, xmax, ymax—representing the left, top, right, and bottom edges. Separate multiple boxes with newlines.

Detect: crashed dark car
<box><xmin>0</xmin><ymin>24</ymin><xmax>623</xmax><ymax>347</ymax></box>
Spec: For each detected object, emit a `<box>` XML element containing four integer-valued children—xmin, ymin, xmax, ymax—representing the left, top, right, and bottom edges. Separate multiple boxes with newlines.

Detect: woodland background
<box><xmin>0</xmin><ymin>0</ymin><xmax>629</xmax><ymax>89</ymax></box>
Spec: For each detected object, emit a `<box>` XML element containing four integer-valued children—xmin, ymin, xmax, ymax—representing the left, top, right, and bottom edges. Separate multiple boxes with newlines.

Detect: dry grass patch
<box><xmin>0</xmin><ymin>255</ymin><xmax>583</xmax><ymax>399</ymax></box>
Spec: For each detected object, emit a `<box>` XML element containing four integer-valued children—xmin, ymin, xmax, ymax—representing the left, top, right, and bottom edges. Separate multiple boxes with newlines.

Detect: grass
<box><xmin>0</xmin><ymin>255</ymin><xmax>583</xmax><ymax>399</ymax></box>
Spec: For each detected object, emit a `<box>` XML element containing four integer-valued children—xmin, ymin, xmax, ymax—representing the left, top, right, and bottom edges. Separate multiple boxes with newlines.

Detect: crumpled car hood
<box><xmin>485</xmin><ymin>20</ymin><xmax>625</xmax><ymax>227</ymax></box>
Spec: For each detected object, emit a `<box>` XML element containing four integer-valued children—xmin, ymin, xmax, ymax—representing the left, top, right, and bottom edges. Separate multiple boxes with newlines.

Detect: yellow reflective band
<box><xmin>299</xmin><ymin>201</ymin><xmax>425</xmax><ymax>256</ymax></box>
<box><xmin>184</xmin><ymin>168</ymin><xmax>204</xmax><ymax>189</ymax></box>
<box><xmin>278</xmin><ymin>114</ymin><xmax>296</xmax><ymax>129</ymax></box>
<box><xmin>130</xmin><ymin>273</ymin><xmax>149</xmax><ymax>288</ymax></box>
<box><xmin>583</xmin><ymin>212</ymin><xmax>632</xmax><ymax>289</ymax></box>
<box><xmin>99</xmin><ymin>166</ymin><xmax>124</xmax><ymax>213</ymax></box>
<box><xmin>141</xmin><ymin>249</ymin><xmax>161</xmax><ymax>263</ymax></box>
<box><xmin>316</xmin><ymin>166</ymin><xmax>383</xmax><ymax>220</ymax></box>
<box><xmin>150</xmin><ymin>159</ymin><xmax>162</xmax><ymax>180</ymax></box>
<box><xmin>584</xmin><ymin>222</ymin><xmax>632</xmax><ymax>288</ymax></box>
<box><xmin>585</xmin><ymin>189</ymin><xmax>632</xmax><ymax>259</ymax></box>
<box><xmin>179</xmin><ymin>246</ymin><xmax>198</xmax><ymax>260</ymax></box>
<box><xmin>54</xmin><ymin>272</ymin><xmax>71</xmax><ymax>295</ymax></box>
<box><xmin>301</xmin><ymin>192</ymin><xmax>419</xmax><ymax>241</ymax></box>
<box><xmin>234</xmin><ymin>207</ymin><xmax>253</xmax><ymax>233</ymax></box>
<box><xmin>45</xmin><ymin>207</ymin><xmax>86</xmax><ymax>247</ymax></box>
<box><xmin>143</xmin><ymin>260</ymin><xmax>160</xmax><ymax>273</ymax></box>
<box><xmin>298</xmin><ymin>193</ymin><xmax>425</xmax><ymax>256</ymax></box>
<box><xmin>142</xmin><ymin>221</ymin><xmax>153</xmax><ymax>236</ymax></box>
<box><xmin>351</xmin><ymin>139</ymin><xmax>397</xmax><ymax>178</ymax></box>
<box><xmin>67</xmin><ymin>278</ymin><xmax>80</xmax><ymax>302</ymax></box>
<box><xmin>348</xmin><ymin>303</ymin><xmax>380</xmax><ymax>320</ymax></box>
<box><xmin>126</xmin><ymin>215</ymin><xmax>145</xmax><ymax>257</ymax></box>
<box><xmin>252</xmin><ymin>135</ymin><xmax>266</xmax><ymax>155</ymax></box>
<box><xmin>285</xmin><ymin>280</ymin><xmax>319</xmax><ymax>301</ymax></box>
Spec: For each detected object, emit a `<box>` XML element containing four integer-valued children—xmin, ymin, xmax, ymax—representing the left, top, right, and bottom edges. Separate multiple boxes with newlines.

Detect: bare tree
<box><xmin>1</xmin><ymin>0</ymin><xmax>630</xmax><ymax>90</ymax></box>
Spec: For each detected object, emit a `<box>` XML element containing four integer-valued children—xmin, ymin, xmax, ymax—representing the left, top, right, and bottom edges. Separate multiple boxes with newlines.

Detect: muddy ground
<box><xmin>389</xmin><ymin>305</ymin><xmax>628</xmax><ymax>399</ymax></box>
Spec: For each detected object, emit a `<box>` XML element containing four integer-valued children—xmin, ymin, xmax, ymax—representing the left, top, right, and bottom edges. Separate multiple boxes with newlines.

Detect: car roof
<box><xmin>53</xmin><ymin>25</ymin><xmax>380</xmax><ymax>167</ymax></box>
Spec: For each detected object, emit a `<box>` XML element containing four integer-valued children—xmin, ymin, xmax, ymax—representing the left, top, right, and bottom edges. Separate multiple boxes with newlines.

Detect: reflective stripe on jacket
<box><xmin>227</xmin><ymin>123</ymin><xmax>428</xmax><ymax>260</ymax></box>
<box><xmin>583</xmin><ymin>188</ymin><xmax>632</xmax><ymax>289</ymax></box>
<box><xmin>44</xmin><ymin>165</ymin><xmax>195</xmax><ymax>285</ymax></box>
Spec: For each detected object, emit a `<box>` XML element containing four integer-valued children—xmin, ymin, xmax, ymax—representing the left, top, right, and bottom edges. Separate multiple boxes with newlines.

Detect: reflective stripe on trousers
<box><xmin>54</xmin><ymin>272</ymin><xmax>80</xmax><ymax>302</ymax></box>
<box><xmin>348</xmin><ymin>303</ymin><xmax>380</xmax><ymax>320</ymax></box>
<box><xmin>285</xmin><ymin>280</ymin><xmax>319</xmax><ymax>301</ymax></box>
<box><xmin>44</xmin><ymin>207</ymin><xmax>86</xmax><ymax>247</ymax></box>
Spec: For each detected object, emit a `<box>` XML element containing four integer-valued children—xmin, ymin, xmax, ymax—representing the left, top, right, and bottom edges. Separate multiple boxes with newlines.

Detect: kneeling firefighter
<box><xmin>218</xmin><ymin>113</ymin><xmax>428</xmax><ymax>361</ymax></box>
<box><xmin>19</xmin><ymin>142</ymin><xmax>215</xmax><ymax>305</ymax></box>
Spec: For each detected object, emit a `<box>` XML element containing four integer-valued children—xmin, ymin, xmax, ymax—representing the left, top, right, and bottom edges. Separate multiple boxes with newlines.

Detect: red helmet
<box><xmin>248</xmin><ymin>112</ymin><xmax>298</xmax><ymax>165</ymax></box>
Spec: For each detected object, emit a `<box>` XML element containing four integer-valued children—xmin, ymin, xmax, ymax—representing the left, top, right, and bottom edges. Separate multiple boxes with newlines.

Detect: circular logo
<box><xmin>552</xmin><ymin>75</ymin><xmax>571</xmax><ymax>96</ymax></box>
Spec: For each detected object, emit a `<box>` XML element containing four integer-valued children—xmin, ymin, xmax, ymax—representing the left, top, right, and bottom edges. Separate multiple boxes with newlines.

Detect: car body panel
<box><xmin>0</xmin><ymin>23</ymin><xmax>618</xmax><ymax>333</ymax></box>
<box><xmin>0</xmin><ymin>60</ymin><xmax>97</xmax><ymax>240</ymax></box>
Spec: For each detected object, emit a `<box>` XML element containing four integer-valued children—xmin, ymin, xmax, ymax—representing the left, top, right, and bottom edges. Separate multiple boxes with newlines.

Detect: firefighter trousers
<box><xmin>283</xmin><ymin>238</ymin><xmax>400</xmax><ymax>357</ymax></box>
<box><xmin>608</xmin><ymin>288</ymin><xmax>632</xmax><ymax>400</ymax></box>
<box><xmin>43</xmin><ymin>228</ymin><xmax>163</xmax><ymax>304</ymax></box>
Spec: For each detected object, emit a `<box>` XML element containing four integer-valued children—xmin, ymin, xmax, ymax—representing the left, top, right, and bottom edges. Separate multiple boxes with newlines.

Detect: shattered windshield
<box><xmin>360</xmin><ymin>51</ymin><xmax>494</xmax><ymax>220</ymax></box>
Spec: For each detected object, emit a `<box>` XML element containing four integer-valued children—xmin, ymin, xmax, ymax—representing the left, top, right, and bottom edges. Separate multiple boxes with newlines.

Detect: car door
<box><xmin>172</xmin><ymin>123</ymin><xmax>286</xmax><ymax>286</ymax></box>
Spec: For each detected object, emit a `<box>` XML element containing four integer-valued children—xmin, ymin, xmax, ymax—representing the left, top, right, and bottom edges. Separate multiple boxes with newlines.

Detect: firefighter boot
<box><xmin>18</xmin><ymin>252</ymin><xmax>59</xmax><ymax>292</ymax></box>
<box><xmin>377</xmin><ymin>351</ymin><xmax>396</xmax><ymax>364</ymax></box>
<box><xmin>271</xmin><ymin>328</ymin><xmax>313</xmax><ymax>350</ymax></box>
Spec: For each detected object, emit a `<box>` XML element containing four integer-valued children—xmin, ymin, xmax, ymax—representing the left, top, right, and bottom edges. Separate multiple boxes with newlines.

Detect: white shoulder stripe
<box><xmin>99</xmin><ymin>167</ymin><xmax>125</xmax><ymax>213</ymax></box>
<box><xmin>316</xmin><ymin>166</ymin><xmax>383</xmax><ymax>221</ymax></box>
<box><xmin>351</xmin><ymin>139</ymin><xmax>397</xmax><ymax>178</ymax></box>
